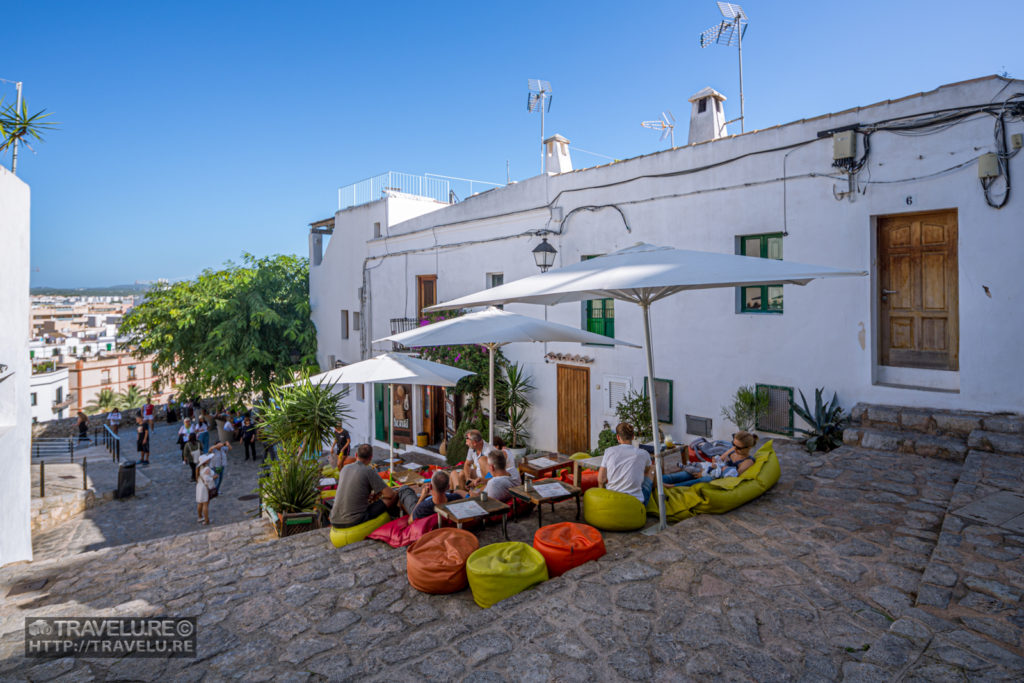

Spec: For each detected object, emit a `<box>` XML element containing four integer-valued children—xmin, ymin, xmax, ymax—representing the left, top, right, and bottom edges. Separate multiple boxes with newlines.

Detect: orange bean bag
<box><xmin>532</xmin><ymin>522</ymin><xmax>606</xmax><ymax>577</ymax></box>
<box><xmin>406</xmin><ymin>528</ymin><xmax>479</xmax><ymax>594</ymax></box>
<box><xmin>560</xmin><ymin>469</ymin><xmax>600</xmax><ymax>491</ymax></box>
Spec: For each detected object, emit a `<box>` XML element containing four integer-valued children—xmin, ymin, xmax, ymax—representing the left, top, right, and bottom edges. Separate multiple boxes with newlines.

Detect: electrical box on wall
<box><xmin>978</xmin><ymin>153</ymin><xmax>1000</xmax><ymax>178</ymax></box>
<box><xmin>833</xmin><ymin>131</ymin><xmax>856</xmax><ymax>160</ymax></box>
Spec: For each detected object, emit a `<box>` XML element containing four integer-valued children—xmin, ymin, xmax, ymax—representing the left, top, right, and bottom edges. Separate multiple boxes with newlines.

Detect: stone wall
<box><xmin>30</xmin><ymin>489</ymin><xmax>96</xmax><ymax>535</ymax></box>
<box><xmin>32</xmin><ymin>407</ymin><xmax>174</xmax><ymax>439</ymax></box>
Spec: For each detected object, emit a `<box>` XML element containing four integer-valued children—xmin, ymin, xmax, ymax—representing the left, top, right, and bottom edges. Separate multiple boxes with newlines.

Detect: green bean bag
<box><xmin>646</xmin><ymin>441</ymin><xmax>781</xmax><ymax>523</ymax></box>
<box><xmin>466</xmin><ymin>542</ymin><xmax>549</xmax><ymax>608</ymax></box>
<box><xmin>583</xmin><ymin>487</ymin><xmax>647</xmax><ymax>531</ymax></box>
<box><xmin>329</xmin><ymin>511</ymin><xmax>391</xmax><ymax>548</ymax></box>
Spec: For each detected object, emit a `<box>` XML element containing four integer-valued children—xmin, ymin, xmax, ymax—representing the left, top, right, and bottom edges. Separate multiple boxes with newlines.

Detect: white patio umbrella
<box><xmin>375</xmin><ymin>306</ymin><xmax>641</xmax><ymax>445</ymax></box>
<box><xmin>427</xmin><ymin>242</ymin><xmax>867</xmax><ymax>530</ymax></box>
<box><xmin>305</xmin><ymin>353</ymin><xmax>475</xmax><ymax>477</ymax></box>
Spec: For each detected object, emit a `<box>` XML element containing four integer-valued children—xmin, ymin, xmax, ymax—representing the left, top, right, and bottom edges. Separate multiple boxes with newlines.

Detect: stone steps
<box><xmin>844</xmin><ymin>403</ymin><xmax>1024</xmax><ymax>462</ymax></box>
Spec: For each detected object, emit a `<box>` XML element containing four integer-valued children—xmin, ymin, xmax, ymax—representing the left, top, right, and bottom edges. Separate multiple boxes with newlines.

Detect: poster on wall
<box><xmin>392</xmin><ymin>383</ymin><xmax>413</xmax><ymax>444</ymax></box>
<box><xmin>444</xmin><ymin>389</ymin><xmax>457</xmax><ymax>441</ymax></box>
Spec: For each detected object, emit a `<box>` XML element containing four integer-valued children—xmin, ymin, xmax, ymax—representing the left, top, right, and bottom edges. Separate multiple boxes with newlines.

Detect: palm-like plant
<box><xmin>0</xmin><ymin>98</ymin><xmax>57</xmax><ymax>174</ymax></box>
<box><xmin>256</xmin><ymin>376</ymin><xmax>353</xmax><ymax>514</ymax></box>
<box><xmin>116</xmin><ymin>385</ymin><xmax>147</xmax><ymax>411</ymax></box>
<box><xmin>496</xmin><ymin>361</ymin><xmax>534</xmax><ymax>448</ymax></box>
<box><xmin>84</xmin><ymin>389</ymin><xmax>119</xmax><ymax>415</ymax></box>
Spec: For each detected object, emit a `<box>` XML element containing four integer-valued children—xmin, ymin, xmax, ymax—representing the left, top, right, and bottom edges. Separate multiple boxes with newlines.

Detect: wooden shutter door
<box><xmin>557</xmin><ymin>365</ymin><xmax>590</xmax><ymax>455</ymax></box>
<box><xmin>878</xmin><ymin>210</ymin><xmax>959</xmax><ymax>370</ymax></box>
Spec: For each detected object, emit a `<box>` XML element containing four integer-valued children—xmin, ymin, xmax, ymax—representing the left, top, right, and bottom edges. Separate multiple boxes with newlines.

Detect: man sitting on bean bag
<box><xmin>411</xmin><ymin>470</ymin><xmax>467</xmax><ymax>520</ymax></box>
<box><xmin>329</xmin><ymin>443</ymin><xmax>407</xmax><ymax>529</ymax></box>
<box><xmin>598</xmin><ymin>422</ymin><xmax>654</xmax><ymax>506</ymax></box>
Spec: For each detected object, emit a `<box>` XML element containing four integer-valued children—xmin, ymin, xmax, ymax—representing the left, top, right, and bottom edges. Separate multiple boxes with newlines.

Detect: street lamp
<box><xmin>532</xmin><ymin>237</ymin><xmax>557</xmax><ymax>273</ymax></box>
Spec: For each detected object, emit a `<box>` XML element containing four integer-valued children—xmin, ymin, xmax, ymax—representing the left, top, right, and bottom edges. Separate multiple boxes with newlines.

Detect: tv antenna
<box><xmin>699</xmin><ymin>2</ymin><xmax>749</xmax><ymax>132</ymax></box>
<box><xmin>641</xmin><ymin>111</ymin><xmax>676</xmax><ymax>148</ymax></box>
<box><xmin>527</xmin><ymin>79</ymin><xmax>552</xmax><ymax>174</ymax></box>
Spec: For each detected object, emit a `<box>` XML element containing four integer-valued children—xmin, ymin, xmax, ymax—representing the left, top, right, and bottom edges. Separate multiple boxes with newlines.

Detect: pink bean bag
<box><xmin>367</xmin><ymin>514</ymin><xmax>438</xmax><ymax>548</ymax></box>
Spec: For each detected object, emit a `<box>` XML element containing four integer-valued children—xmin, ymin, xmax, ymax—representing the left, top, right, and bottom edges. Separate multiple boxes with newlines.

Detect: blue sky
<box><xmin>8</xmin><ymin>0</ymin><xmax>1021</xmax><ymax>287</ymax></box>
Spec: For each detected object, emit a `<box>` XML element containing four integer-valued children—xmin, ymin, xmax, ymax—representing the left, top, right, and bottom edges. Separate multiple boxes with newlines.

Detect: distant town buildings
<box><xmin>27</xmin><ymin>295</ymin><xmax>173</xmax><ymax>421</ymax></box>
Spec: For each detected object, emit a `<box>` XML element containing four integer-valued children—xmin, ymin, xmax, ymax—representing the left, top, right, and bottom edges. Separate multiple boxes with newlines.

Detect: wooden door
<box><xmin>878</xmin><ymin>210</ymin><xmax>959</xmax><ymax>370</ymax></box>
<box><xmin>420</xmin><ymin>386</ymin><xmax>445</xmax><ymax>445</ymax></box>
<box><xmin>416</xmin><ymin>275</ymin><xmax>437</xmax><ymax>320</ymax></box>
<box><xmin>557</xmin><ymin>365</ymin><xmax>590</xmax><ymax>455</ymax></box>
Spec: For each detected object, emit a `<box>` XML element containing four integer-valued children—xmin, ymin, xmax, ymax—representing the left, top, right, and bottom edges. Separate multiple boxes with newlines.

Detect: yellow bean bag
<box><xmin>646</xmin><ymin>441</ymin><xmax>781</xmax><ymax>523</ymax></box>
<box><xmin>466</xmin><ymin>542</ymin><xmax>549</xmax><ymax>609</ymax></box>
<box><xmin>583</xmin><ymin>487</ymin><xmax>647</xmax><ymax>532</ymax></box>
<box><xmin>569</xmin><ymin>452</ymin><xmax>591</xmax><ymax>460</ymax></box>
<box><xmin>329</xmin><ymin>511</ymin><xmax>391</xmax><ymax>548</ymax></box>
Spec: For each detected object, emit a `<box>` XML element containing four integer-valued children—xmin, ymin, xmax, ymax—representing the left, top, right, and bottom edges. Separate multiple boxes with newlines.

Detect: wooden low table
<box><xmin>508</xmin><ymin>478</ymin><xmax>582</xmax><ymax>528</ymax></box>
<box><xmin>435</xmin><ymin>495</ymin><xmax>510</xmax><ymax>540</ymax></box>
<box><xmin>519</xmin><ymin>453</ymin><xmax>573</xmax><ymax>481</ymax></box>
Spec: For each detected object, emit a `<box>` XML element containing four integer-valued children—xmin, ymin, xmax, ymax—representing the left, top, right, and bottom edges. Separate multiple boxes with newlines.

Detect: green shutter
<box><xmin>739</xmin><ymin>233</ymin><xmax>784</xmax><ymax>313</ymax></box>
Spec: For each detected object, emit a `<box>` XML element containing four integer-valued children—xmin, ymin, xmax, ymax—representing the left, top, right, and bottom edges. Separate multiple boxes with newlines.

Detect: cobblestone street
<box><xmin>2</xmin><ymin>438</ymin><xmax>1023</xmax><ymax>681</ymax></box>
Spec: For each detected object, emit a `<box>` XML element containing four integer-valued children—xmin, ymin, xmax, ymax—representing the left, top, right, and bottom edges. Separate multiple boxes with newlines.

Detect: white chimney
<box><xmin>687</xmin><ymin>87</ymin><xmax>728</xmax><ymax>144</ymax></box>
<box><xmin>544</xmin><ymin>134</ymin><xmax>572</xmax><ymax>174</ymax></box>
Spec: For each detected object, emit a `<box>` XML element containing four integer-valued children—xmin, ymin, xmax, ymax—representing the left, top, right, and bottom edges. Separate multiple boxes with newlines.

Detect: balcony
<box><xmin>389</xmin><ymin>318</ymin><xmax>421</xmax><ymax>352</ymax></box>
<box><xmin>337</xmin><ymin>171</ymin><xmax>501</xmax><ymax>210</ymax></box>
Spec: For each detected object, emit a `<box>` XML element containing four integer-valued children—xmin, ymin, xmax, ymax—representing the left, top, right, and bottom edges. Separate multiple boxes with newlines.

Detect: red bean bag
<box><xmin>533</xmin><ymin>522</ymin><xmax>606</xmax><ymax>577</ymax></box>
<box><xmin>560</xmin><ymin>469</ymin><xmax>600</xmax><ymax>491</ymax></box>
<box><xmin>406</xmin><ymin>528</ymin><xmax>479</xmax><ymax>594</ymax></box>
<box><xmin>367</xmin><ymin>514</ymin><xmax>438</xmax><ymax>548</ymax></box>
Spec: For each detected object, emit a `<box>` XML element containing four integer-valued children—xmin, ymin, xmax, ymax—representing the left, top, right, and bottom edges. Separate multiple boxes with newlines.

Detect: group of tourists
<box><xmin>325</xmin><ymin>420</ymin><xmax>761</xmax><ymax>534</ymax></box>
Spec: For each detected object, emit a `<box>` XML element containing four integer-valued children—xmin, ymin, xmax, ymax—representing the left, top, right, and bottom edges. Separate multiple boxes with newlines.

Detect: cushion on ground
<box><xmin>407</xmin><ymin>528</ymin><xmax>479</xmax><ymax>594</ymax></box>
<box><xmin>583</xmin><ymin>487</ymin><xmax>647</xmax><ymax>531</ymax></box>
<box><xmin>329</xmin><ymin>511</ymin><xmax>391</xmax><ymax>548</ymax></box>
<box><xmin>319</xmin><ymin>489</ymin><xmax>337</xmax><ymax>501</ymax></box>
<box><xmin>466</xmin><ymin>542</ymin><xmax>549</xmax><ymax>608</ymax></box>
<box><xmin>368</xmin><ymin>514</ymin><xmax>438</xmax><ymax>548</ymax></box>
<box><xmin>569</xmin><ymin>452</ymin><xmax>591</xmax><ymax>460</ymax></box>
<box><xmin>532</xmin><ymin>522</ymin><xmax>606</xmax><ymax>577</ymax></box>
<box><xmin>646</xmin><ymin>441</ymin><xmax>781</xmax><ymax>522</ymax></box>
<box><xmin>560</xmin><ymin>468</ymin><xmax>600</xmax><ymax>491</ymax></box>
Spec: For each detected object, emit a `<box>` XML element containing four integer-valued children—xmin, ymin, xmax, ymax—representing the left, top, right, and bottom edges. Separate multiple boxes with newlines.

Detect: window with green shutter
<box><xmin>582</xmin><ymin>255</ymin><xmax>614</xmax><ymax>341</ymax></box>
<box><xmin>739</xmin><ymin>233</ymin><xmax>784</xmax><ymax>313</ymax></box>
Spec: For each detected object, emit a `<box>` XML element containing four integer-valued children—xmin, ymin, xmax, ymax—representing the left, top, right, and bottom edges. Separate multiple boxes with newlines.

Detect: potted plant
<box><xmin>256</xmin><ymin>376</ymin><xmax>352</xmax><ymax>537</ymax></box>
<box><xmin>615</xmin><ymin>389</ymin><xmax>659</xmax><ymax>444</ymax></box>
<box><xmin>721</xmin><ymin>385</ymin><xmax>769</xmax><ymax>431</ymax></box>
<box><xmin>496</xmin><ymin>361</ymin><xmax>534</xmax><ymax>462</ymax></box>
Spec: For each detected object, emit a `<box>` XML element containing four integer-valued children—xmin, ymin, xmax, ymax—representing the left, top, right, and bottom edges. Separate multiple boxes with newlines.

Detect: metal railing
<box><xmin>95</xmin><ymin>425</ymin><xmax>121</xmax><ymax>463</ymax></box>
<box><xmin>338</xmin><ymin>171</ymin><xmax>452</xmax><ymax>209</ymax></box>
<box><xmin>35</xmin><ymin>457</ymin><xmax>88</xmax><ymax>497</ymax></box>
<box><xmin>31</xmin><ymin>437</ymin><xmax>75</xmax><ymax>461</ymax></box>
<box><xmin>389</xmin><ymin>318</ymin><xmax>421</xmax><ymax>351</ymax></box>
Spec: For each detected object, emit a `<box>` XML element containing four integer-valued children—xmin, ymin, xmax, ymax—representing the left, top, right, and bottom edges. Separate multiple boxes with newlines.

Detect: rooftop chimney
<box><xmin>687</xmin><ymin>87</ymin><xmax>728</xmax><ymax>144</ymax></box>
<box><xmin>544</xmin><ymin>134</ymin><xmax>572</xmax><ymax>174</ymax></box>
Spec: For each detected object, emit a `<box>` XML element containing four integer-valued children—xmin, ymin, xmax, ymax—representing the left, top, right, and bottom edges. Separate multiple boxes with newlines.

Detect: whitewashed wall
<box><xmin>29</xmin><ymin>368</ymin><xmax>69</xmax><ymax>423</ymax></box>
<box><xmin>312</xmin><ymin>77</ymin><xmax>1024</xmax><ymax>453</ymax></box>
<box><xmin>0</xmin><ymin>168</ymin><xmax>32</xmax><ymax>566</ymax></box>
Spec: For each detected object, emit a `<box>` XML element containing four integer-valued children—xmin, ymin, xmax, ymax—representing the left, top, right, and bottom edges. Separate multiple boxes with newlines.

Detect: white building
<box><xmin>310</xmin><ymin>76</ymin><xmax>1024</xmax><ymax>456</ymax></box>
<box><xmin>0</xmin><ymin>166</ymin><xmax>32</xmax><ymax>566</ymax></box>
<box><xmin>29</xmin><ymin>367</ymin><xmax>70</xmax><ymax>423</ymax></box>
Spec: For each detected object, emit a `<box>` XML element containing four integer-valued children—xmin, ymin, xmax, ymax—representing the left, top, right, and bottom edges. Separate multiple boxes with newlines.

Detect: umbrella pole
<box><xmin>488</xmin><ymin>344</ymin><xmax>495</xmax><ymax>444</ymax></box>
<box><xmin>641</xmin><ymin>301</ymin><xmax>667</xmax><ymax>531</ymax></box>
<box><xmin>389</xmin><ymin>383</ymin><xmax>395</xmax><ymax>480</ymax></box>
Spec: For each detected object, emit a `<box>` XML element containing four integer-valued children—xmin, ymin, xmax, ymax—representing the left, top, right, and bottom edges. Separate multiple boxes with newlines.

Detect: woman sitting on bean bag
<box><xmin>662</xmin><ymin>431</ymin><xmax>758</xmax><ymax>487</ymax></box>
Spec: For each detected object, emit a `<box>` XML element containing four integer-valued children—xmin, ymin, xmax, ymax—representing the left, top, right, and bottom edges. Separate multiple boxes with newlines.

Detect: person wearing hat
<box><xmin>196</xmin><ymin>453</ymin><xmax>216</xmax><ymax>525</ymax></box>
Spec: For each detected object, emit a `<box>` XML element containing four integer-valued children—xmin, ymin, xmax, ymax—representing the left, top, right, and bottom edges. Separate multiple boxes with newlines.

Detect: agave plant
<box><xmin>791</xmin><ymin>388</ymin><xmax>847</xmax><ymax>453</ymax></box>
<box><xmin>256</xmin><ymin>376</ymin><xmax>352</xmax><ymax>515</ymax></box>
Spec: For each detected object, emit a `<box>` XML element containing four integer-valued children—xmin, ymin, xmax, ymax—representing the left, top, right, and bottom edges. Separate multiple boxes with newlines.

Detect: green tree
<box><xmin>116</xmin><ymin>385</ymin><xmax>147</xmax><ymax>411</ymax></box>
<box><xmin>84</xmin><ymin>389</ymin><xmax>119</xmax><ymax>415</ymax></box>
<box><xmin>119</xmin><ymin>254</ymin><xmax>317</xmax><ymax>404</ymax></box>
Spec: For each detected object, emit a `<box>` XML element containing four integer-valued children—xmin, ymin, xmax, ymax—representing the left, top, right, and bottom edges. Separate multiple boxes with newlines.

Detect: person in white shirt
<box><xmin>598</xmin><ymin>422</ymin><xmax>653</xmax><ymax>505</ymax></box>
<box><xmin>210</xmin><ymin>441</ymin><xmax>230</xmax><ymax>493</ymax></box>
<box><xmin>196</xmin><ymin>453</ymin><xmax>215</xmax><ymax>525</ymax></box>
<box><xmin>177</xmin><ymin>418</ymin><xmax>195</xmax><ymax>462</ymax></box>
<box><xmin>483</xmin><ymin>451</ymin><xmax>517</xmax><ymax>503</ymax></box>
<box><xmin>107</xmin><ymin>409</ymin><xmax>122</xmax><ymax>435</ymax></box>
<box><xmin>450</xmin><ymin>429</ymin><xmax>495</xmax><ymax>490</ymax></box>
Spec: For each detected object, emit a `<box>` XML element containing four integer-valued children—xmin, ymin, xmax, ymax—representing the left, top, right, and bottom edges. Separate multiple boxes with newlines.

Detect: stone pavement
<box><xmin>29</xmin><ymin>422</ymin><xmax>274</xmax><ymax>562</ymax></box>
<box><xmin>2</xmin><ymin>440</ymin><xmax>1023</xmax><ymax>681</ymax></box>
